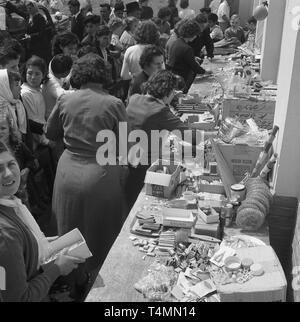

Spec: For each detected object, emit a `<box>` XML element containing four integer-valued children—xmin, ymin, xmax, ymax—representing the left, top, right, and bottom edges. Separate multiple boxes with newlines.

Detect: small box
<box><xmin>144</xmin><ymin>160</ymin><xmax>181</xmax><ymax>199</ymax></box>
<box><xmin>162</xmin><ymin>208</ymin><xmax>195</xmax><ymax>229</ymax></box>
<box><xmin>199</xmin><ymin>175</ymin><xmax>226</xmax><ymax>195</ymax></box>
<box><xmin>198</xmin><ymin>207</ymin><xmax>220</xmax><ymax>224</ymax></box>
<box><xmin>193</xmin><ymin>216</ymin><xmax>221</xmax><ymax>239</ymax></box>
<box><xmin>218</xmin><ymin>246</ymin><xmax>287</xmax><ymax>302</ymax></box>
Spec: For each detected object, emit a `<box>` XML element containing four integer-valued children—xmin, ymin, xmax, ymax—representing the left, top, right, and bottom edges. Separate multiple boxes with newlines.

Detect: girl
<box><xmin>51</xmin><ymin>32</ymin><xmax>79</xmax><ymax>61</ymax></box>
<box><xmin>0</xmin><ymin>141</ymin><xmax>84</xmax><ymax>301</ymax></box>
<box><xmin>21</xmin><ymin>56</ymin><xmax>51</xmax><ymax>152</ymax></box>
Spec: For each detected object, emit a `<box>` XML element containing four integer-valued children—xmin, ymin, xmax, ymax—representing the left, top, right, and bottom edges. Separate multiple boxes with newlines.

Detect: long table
<box><xmin>85</xmin><ymin>191</ymin><xmax>269</xmax><ymax>302</ymax></box>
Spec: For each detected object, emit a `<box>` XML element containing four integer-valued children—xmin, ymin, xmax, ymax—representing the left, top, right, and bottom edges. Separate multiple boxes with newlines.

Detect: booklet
<box><xmin>44</xmin><ymin>228</ymin><xmax>92</xmax><ymax>264</ymax></box>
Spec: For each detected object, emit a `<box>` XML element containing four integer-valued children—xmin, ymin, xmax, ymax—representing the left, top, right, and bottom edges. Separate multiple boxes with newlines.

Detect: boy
<box><xmin>208</xmin><ymin>13</ymin><xmax>223</xmax><ymax>42</ymax></box>
<box><xmin>81</xmin><ymin>14</ymin><xmax>101</xmax><ymax>46</ymax></box>
<box><xmin>225</xmin><ymin>14</ymin><xmax>245</xmax><ymax>44</ymax></box>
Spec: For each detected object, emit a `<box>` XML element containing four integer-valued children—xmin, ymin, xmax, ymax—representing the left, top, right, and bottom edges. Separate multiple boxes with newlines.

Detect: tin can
<box><xmin>231</xmin><ymin>184</ymin><xmax>246</xmax><ymax>202</ymax></box>
<box><xmin>223</xmin><ymin>204</ymin><xmax>234</xmax><ymax>227</ymax></box>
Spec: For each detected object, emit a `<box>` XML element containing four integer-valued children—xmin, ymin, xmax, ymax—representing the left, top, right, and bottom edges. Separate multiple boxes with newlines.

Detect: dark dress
<box><xmin>27</xmin><ymin>13</ymin><xmax>52</xmax><ymax>63</ymax></box>
<box><xmin>167</xmin><ymin>37</ymin><xmax>206</xmax><ymax>94</ymax></box>
<box><xmin>189</xmin><ymin>27</ymin><xmax>215</xmax><ymax>59</ymax></box>
<box><xmin>46</xmin><ymin>88</ymin><xmax>129</xmax><ymax>271</ymax></box>
<box><xmin>125</xmin><ymin>94</ymin><xmax>194</xmax><ymax>209</ymax></box>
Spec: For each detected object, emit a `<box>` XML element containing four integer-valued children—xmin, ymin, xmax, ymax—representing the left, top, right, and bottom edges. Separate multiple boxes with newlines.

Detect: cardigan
<box><xmin>167</xmin><ymin>37</ymin><xmax>206</xmax><ymax>84</ymax></box>
<box><xmin>0</xmin><ymin>205</ymin><xmax>60</xmax><ymax>302</ymax></box>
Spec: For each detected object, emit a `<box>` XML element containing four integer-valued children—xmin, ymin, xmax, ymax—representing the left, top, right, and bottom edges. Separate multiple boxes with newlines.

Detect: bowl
<box><xmin>224</xmin><ymin>256</ymin><xmax>242</xmax><ymax>272</ymax></box>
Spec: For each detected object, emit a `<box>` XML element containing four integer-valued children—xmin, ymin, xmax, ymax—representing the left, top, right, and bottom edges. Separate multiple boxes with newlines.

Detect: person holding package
<box><xmin>208</xmin><ymin>13</ymin><xmax>224</xmax><ymax>42</ymax></box>
<box><xmin>0</xmin><ymin>141</ymin><xmax>85</xmax><ymax>301</ymax></box>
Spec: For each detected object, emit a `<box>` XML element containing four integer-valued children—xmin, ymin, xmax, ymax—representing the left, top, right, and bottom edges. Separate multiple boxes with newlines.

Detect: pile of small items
<box><xmin>130</xmin><ymin>236</ymin><xmax>158</xmax><ymax>260</ymax></box>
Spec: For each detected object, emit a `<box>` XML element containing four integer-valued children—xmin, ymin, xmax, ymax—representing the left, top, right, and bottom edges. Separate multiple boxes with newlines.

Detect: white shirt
<box><xmin>210</xmin><ymin>24</ymin><xmax>224</xmax><ymax>41</ymax></box>
<box><xmin>209</xmin><ymin>0</ymin><xmax>222</xmax><ymax>14</ymax></box>
<box><xmin>121</xmin><ymin>44</ymin><xmax>147</xmax><ymax>80</ymax></box>
<box><xmin>179</xmin><ymin>8</ymin><xmax>196</xmax><ymax>20</ymax></box>
<box><xmin>217</xmin><ymin>0</ymin><xmax>230</xmax><ymax>23</ymax></box>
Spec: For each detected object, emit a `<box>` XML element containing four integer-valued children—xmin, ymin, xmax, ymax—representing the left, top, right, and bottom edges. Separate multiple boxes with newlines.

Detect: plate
<box><xmin>220</xmin><ymin>235</ymin><xmax>266</xmax><ymax>249</ymax></box>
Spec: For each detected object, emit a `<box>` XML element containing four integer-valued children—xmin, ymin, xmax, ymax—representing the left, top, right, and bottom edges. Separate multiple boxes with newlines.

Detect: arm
<box><xmin>45</xmin><ymin>96</ymin><xmax>64</xmax><ymax>141</ymax></box>
<box><xmin>183</xmin><ymin>46</ymin><xmax>206</xmax><ymax>75</ymax></box>
<box><xmin>0</xmin><ymin>227</ymin><xmax>60</xmax><ymax>302</ymax></box>
<box><xmin>121</xmin><ymin>49</ymin><xmax>132</xmax><ymax>80</ymax></box>
<box><xmin>203</xmin><ymin>28</ymin><xmax>214</xmax><ymax>59</ymax></box>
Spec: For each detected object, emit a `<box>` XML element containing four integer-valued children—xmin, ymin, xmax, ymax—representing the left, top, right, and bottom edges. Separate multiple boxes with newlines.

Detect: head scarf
<box><xmin>0</xmin><ymin>69</ymin><xmax>27</xmax><ymax>134</ymax></box>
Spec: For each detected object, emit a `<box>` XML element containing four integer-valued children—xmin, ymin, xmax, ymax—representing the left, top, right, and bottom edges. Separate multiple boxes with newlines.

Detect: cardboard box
<box><xmin>193</xmin><ymin>215</ymin><xmax>221</xmax><ymax>239</ymax></box>
<box><xmin>162</xmin><ymin>208</ymin><xmax>195</xmax><ymax>229</ymax></box>
<box><xmin>199</xmin><ymin>175</ymin><xmax>226</xmax><ymax>195</ymax></box>
<box><xmin>218</xmin><ymin>246</ymin><xmax>287</xmax><ymax>302</ymax></box>
<box><xmin>217</xmin><ymin>142</ymin><xmax>264</xmax><ymax>182</ymax></box>
<box><xmin>198</xmin><ymin>207</ymin><xmax>220</xmax><ymax>224</ymax></box>
<box><xmin>222</xmin><ymin>96</ymin><xmax>276</xmax><ymax>130</ymax></box>
<box><xmin>144</xmin><ymin>160</ymin><xmax>181</xmax><ymax>199</ymax></box>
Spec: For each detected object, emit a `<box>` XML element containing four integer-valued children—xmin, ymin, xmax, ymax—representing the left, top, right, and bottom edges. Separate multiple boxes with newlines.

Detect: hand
<box><xmin>54</xmin><ymin>251</ymin><xmax>85</xmax><ymax>276</ymax></box>
<box><xmin>20</xmin><ymin>168</ymin><xmax>30</xmax><ymax>184</ymax></box>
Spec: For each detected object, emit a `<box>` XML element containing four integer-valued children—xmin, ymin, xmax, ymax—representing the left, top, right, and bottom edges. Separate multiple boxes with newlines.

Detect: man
<box><xmin>217</xmin><ymin>0</ymin><xmax>231</xmax><ymax>33</ymax></box>
<box><xmin>126</xmin><ymin>1</ymin><xmax>141</xmax><ymax>19</ymax></box>
<box><xmin>128</xmin><ymin>45</ymin><xmax>164</xmax><ymax>97</ymax></box>
<box><xmin>68</xmin><ymin>0</ymin><xmax>85</xmax><ymax>41</ymax></box>
<box><xmin>100</xmin><ymin>2</ymin><xmax>111</xmax><ymax>25</ymax></box>
<box><xmin>139</xmin><ymin>0</ymin><xmax>153</xmax><ymax>20</ymax></box>
<box><xmin>81</xmin><ymin>14</ymin><xmax>101</xmax><ymax>46</ymax></box>
<box><xmin>189</xmin><ymin>14</ymin><xmax>214</xmax><ymax>60</ymax></box>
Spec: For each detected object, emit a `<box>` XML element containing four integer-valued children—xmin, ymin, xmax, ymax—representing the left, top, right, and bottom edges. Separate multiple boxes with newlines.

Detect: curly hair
<box><xmin>22</xmin><ymin>55</ymin><xmax>49</xmax><ymax>84</ymax></box>
<box><xmin>142</xmin><ymin>70</ymin><xmax>178</xmax><ymax>99</ymax></box>
<box><xmin>177</xmin><ymin>19</ymin><xmax>200</xmax><ymax>38</ymax></box>
<box><xmin>195</xmin><ymin>13</ymin><xmax>208</xmax><ymax>24</ymax></box>
<box><xmin>134</xmin><ymin>20</ymin><xmax>160</xmax><ymax>45</ymax></box>
<box><xmin>70</xmin><ymin>53</ymin><xmax>111</xmax><ymax>88</ymax></box>
<box><xmin>52</xmin><ymin>32</ymin><xmax>79</xmax><ymax>56</ymax></box>
<box><xmin>158</xmin><ymin>7</ymin><xmax>172</xmax><ymax>20</ymax></box>
<box><xmin>139</xmin><ymin>45</ymin><xmax>163</xmax><ymax>69</ymax></box>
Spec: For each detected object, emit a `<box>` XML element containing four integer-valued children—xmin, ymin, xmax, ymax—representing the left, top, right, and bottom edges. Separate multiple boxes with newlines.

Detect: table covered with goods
<box><xmin>86</xmin><ymin>52</ymin><xmax>287</xmax><ymax>303</ymax></box>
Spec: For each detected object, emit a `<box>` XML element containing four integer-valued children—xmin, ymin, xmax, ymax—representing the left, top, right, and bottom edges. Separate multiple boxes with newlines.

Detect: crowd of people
<box><xmin>0</xmin><ymin>0</ymin><xmax>258</xmax><ymax>302</ymax></box>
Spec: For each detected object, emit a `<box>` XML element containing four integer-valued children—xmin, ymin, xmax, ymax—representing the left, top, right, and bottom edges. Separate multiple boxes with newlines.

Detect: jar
<box><xmin>231</xmin><ymin>184</ymin><xmax>246</xmax><ymax>202</ymax></box>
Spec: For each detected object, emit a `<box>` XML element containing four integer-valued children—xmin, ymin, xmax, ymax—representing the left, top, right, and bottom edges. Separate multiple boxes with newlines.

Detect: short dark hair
<box><xmin>70</xmin><ymin>53</ymin><xmax>111</xmax><ymax>88</ymax></box>
<box><xmin>139</xmin><ymin>45</ymin><xmax>163</xmax><ymax>69</ymax></box>
<box><xmin>248</xmin><ymin>16</ymin><xmax>257</xmax><ymax>25</ymax></box>
<box><xmin>200</xmin><ymin>7</ymin><xmax>211</xmax><ymax>15</ymax></box>
<box><xmin>134</xmin><ymin>20</ymin><xmax>160</xmax><ymax>45</ymax></box>
<box><xmin>96</xmin><ymin>25</ymin><xmax>111</xmax><ymax>37</ymax></box>
<box><xmin>51</xmin><ymin>54</ymin><xmax>73</xmax><ymax>75</ymax></box>
<box><xmin>208</xmin><ymin>13</ymin><xmax>218</xmax><ymax>24</ymax></box>
<box><xmin>158</xmin><ymin>7</ymin><xmax>172</xmax><ymax>20</ymax></box>
<box><xmin>180</xmin><ymin>0</ymin><xmax>189</xmax><ymax>10</ymax></box>
<box><xmin>195</xmin><ymin>13</ymin><xmax>208</xmax><ymax>24</ymax></box>
<box><xmin>23</xmin><ymin>55</ymin><xmax>48</xmax><ymax>84</ymax></box>
<box><xmin>84</xmin><ymin>15</ymin><xmax>101</xmax><ymax>26</ymax></box>
<box><xmin>143</xmin><ymin>70</ymin><xmax>178</xmax><ymax>99</ymax></box>
<box><xmin>68</xmin><ymin>0</ymin><xmax>80</xmax><ymax>7</ymax></box>
<box><xmin>52</xmin><ymin>32</ymin><xmax>79</xmax><ymax>56</ymax></box>
<box><xmin>177</xmin><ymin>19</ymin><xmax>200</xmax><ymax>38</ymax></box>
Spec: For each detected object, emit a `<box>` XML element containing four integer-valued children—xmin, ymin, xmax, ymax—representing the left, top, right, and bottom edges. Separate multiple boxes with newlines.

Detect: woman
<box><xmin>0</xmin><ymin>69</ymin><xmax>27</xmax><ymax>139</ymax></box>
<box><xmin>25</xmin><ymin>0</ymin><xmax>52</xmax><ymax>63</ymax></box>
<box><xmin>166</xmin><ymin>18</ymin><xmax>211</xmax><ymax>94</ymax></box>
<box><xmin>0</xmin><ymin>141</ymin><xmax>84</xmax><ymax>302</ymax></box>
<box><xmin>119</xmin><ymin>16</ymin><xmax>139</xmax><ymax>51</ymax></box>
<box><xmin>126</xmin><ymin>70</ymin><xmax>198</xmax><ymax>209</ymax></box>
<box><xmin>121</xmin><ymin>20</ymin><xmax>160</xmax><ymax>81</ymax></box>
<box><xmin>46</xmin><ymin>54</ymin><xmax>128</xmax><ymax>273</ymax></box>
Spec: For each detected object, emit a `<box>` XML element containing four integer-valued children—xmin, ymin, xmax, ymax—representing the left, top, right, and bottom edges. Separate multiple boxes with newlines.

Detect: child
<box><xmin>179</xmin><ymin>0</ymin><xmax>195</xmax><ymax>19</ymax></box>
<box><xmin>208</xmin><ymin>13</ymin><xmax>224</xmax><ymax>42</ymax></box>
<box><xmin>21</xmin><ymin>56</ymin><xmax>51</xmax><ymax>152</ymax></box>
<box><xmin>81</xmin><ymin>14</ymin><xmax>101</xmax><ymax>47</ymax></box>
<box><xmin>225</xmin><ymin>14</ymin><xmax>246</xmax><ymax>45</ymax></box>
<box><xmin>245</xmin><ymin>16</ymin><xmax>257</xmax><ymax>42</ymax></box>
